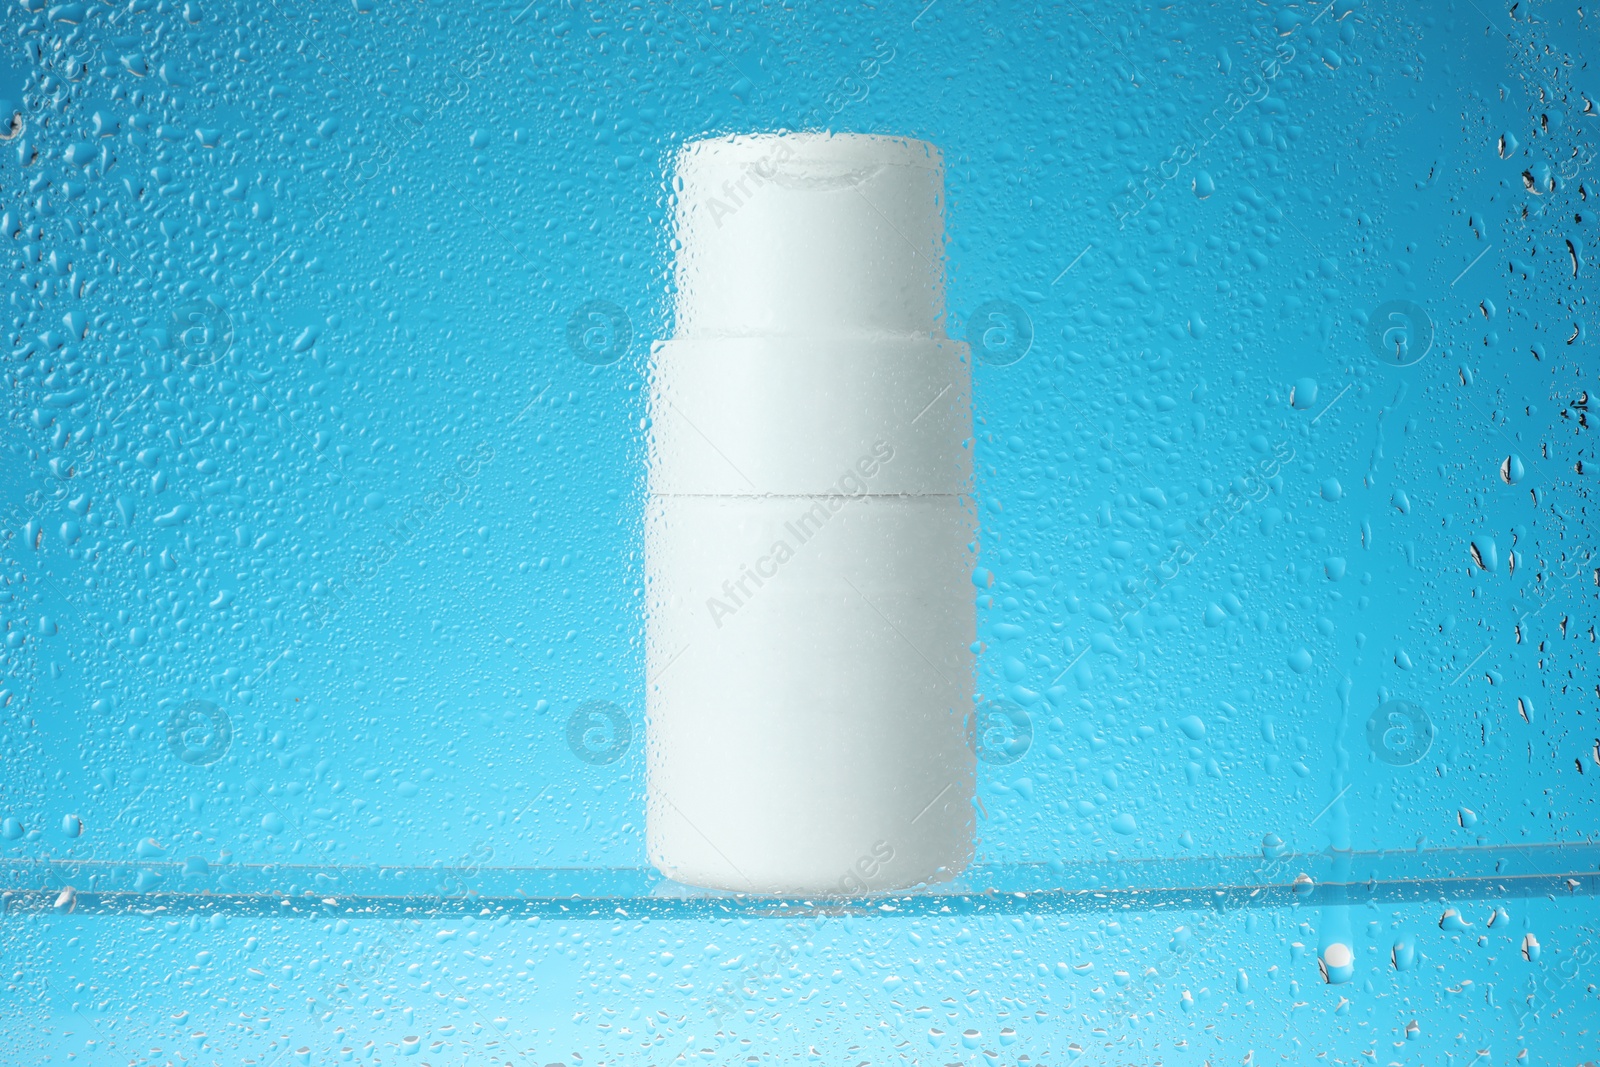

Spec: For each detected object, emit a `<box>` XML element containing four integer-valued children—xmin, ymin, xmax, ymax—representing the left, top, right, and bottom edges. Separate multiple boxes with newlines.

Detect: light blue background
<box><xmin>2</xmin><ymin>0</ymin><xmax>1595</xmax><ymax>1061</ymax></box>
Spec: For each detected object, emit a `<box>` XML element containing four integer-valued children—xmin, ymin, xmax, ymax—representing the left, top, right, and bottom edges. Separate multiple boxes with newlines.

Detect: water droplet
<box><xmin>1469</xmin><ymin>537</ymin><xmax>1499</xmax><ymax>572</ymax></box>
<box><xmin>1319</xmin><ymin>942</ymin><xmax>1354</xmax><ymax>984</ymax></box>
<box><xmin>1290</xmin><ymin>378</ymin><xmax>1319</xmax><ymax>409</ymax></box>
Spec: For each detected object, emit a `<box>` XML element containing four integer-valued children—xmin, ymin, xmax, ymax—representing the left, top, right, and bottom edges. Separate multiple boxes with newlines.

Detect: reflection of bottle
<box><xmin>1320</xmin><ymin>679</ymin><xmax>1356</xmax><ymax>984</ymax></box>
<box><xmin>1317</xmin><ymin>847</ymin><xmax>1355</xmax><ymax>984</ymax></box>
<box><xmin>645</xmin><ymin>133</ymin><xmax>975</xmax><ymax>895</ymax></box>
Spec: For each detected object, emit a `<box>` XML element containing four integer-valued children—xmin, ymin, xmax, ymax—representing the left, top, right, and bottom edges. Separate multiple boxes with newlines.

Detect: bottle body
<box><xmin>646</xmin><ymin>134</ymin><xmax>974</xmax><ymax>895</ymax></box>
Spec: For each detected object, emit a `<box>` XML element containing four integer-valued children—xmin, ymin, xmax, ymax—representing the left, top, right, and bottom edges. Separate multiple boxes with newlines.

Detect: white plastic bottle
<box><xmin>645</xmin><ymin>132</ymin><xmax>974</xmax><ymax>896</ymax></box>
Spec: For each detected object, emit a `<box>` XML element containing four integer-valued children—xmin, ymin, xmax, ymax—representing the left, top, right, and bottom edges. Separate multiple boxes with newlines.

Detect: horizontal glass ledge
<box><xmin>4</xmin><ymin>844</ymin><xmax>1595</xmax><ymax>920</ymax></box>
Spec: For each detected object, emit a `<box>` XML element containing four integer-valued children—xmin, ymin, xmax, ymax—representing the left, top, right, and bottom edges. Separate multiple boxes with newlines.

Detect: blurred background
<box><xmin>1</xmin><ymin>0</ymin><xmax>1596</xmax><ymax>1062</ymax></box>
